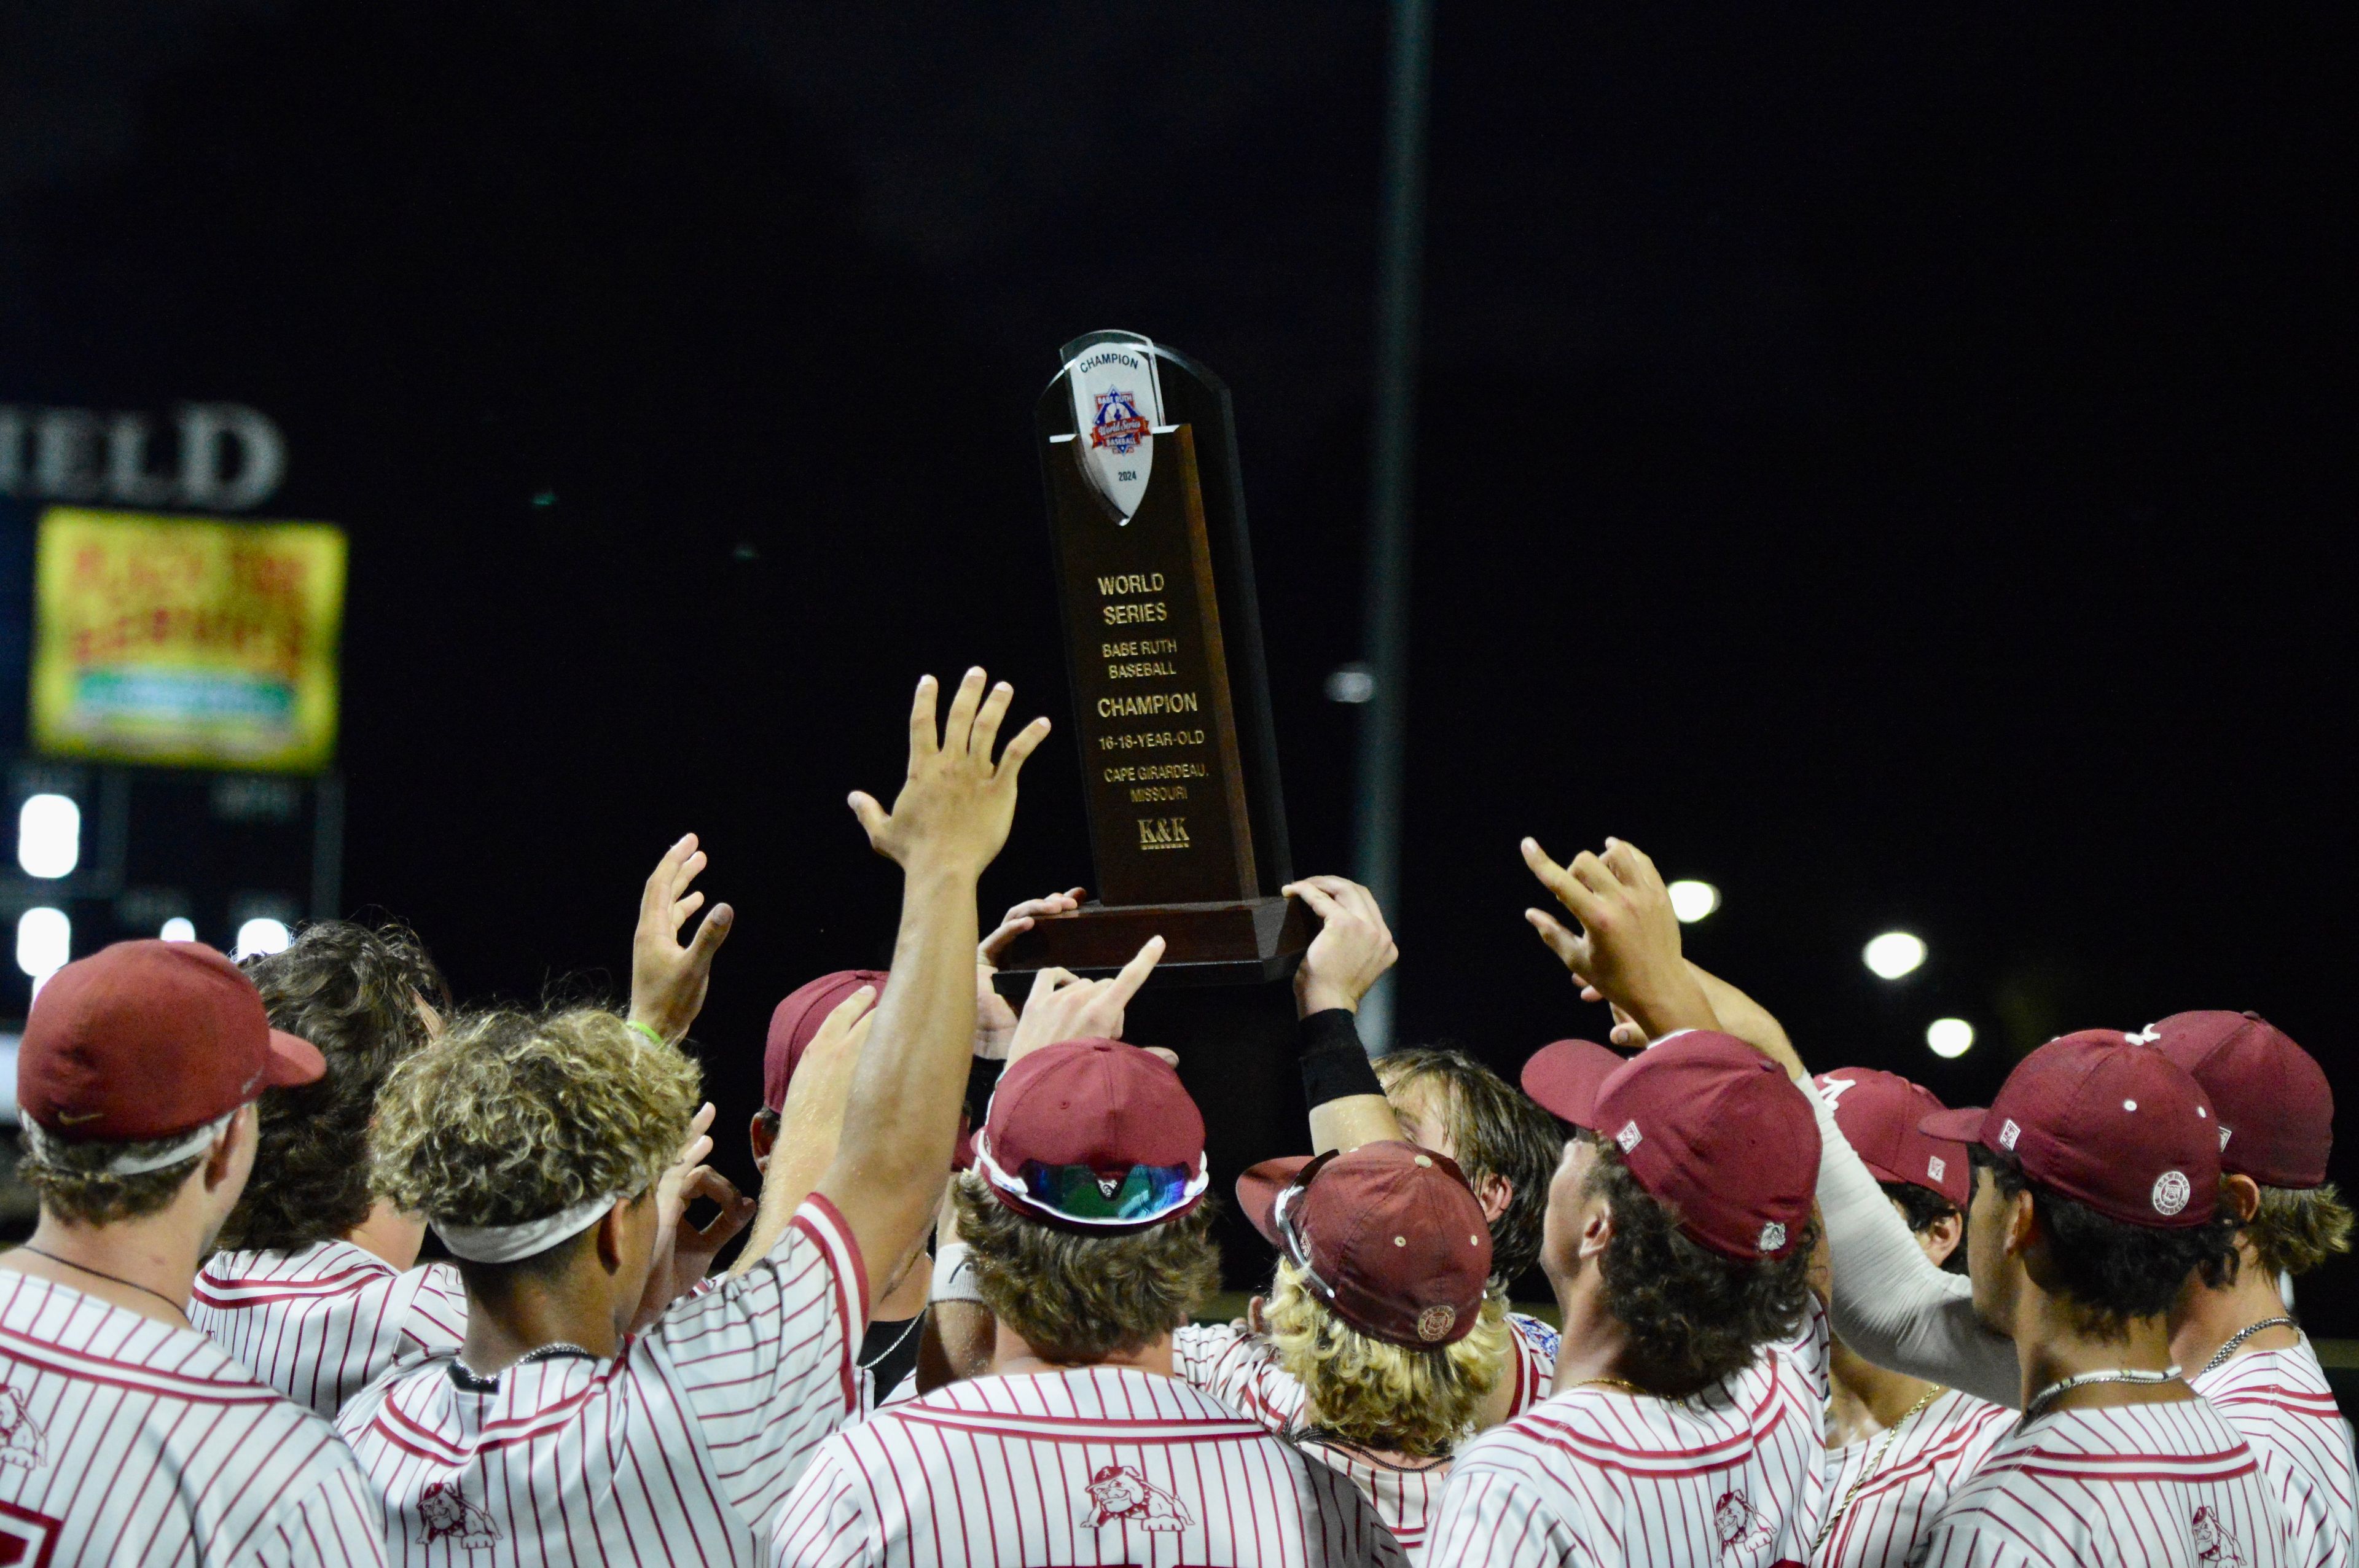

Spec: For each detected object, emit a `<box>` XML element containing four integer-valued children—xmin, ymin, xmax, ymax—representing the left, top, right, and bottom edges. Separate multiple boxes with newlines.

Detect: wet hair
<box><xmin>1976</xmin><ymin>1146</ymin><xmax>2239</xmax><ymax>1336</ymax></box>
<box><xmin>2245</xmin><ymin>1182</ymin><xmax>2353</xmax><ymax>1280</ymax></box>
<box><xmin>15</xmin><ymin>1123</ymin><xmax>216</xmax><ymax>1226</ymax></box>
<box><xmin>1376</xmin><ymin>1048</ymin><xmax>1565</xmax><ymax>1284</ymax></box>
<box><xmin>1880</xmin><ymin>1180</ymin><xmax>1968</xmax><ymax>1275</ymax></box>
<box><xmin>1587</xmin><ymin>1140</ymin><xmax>1816</xmax><ymax>1398</ymax></box>
<box><xmin>215</xmin><ymin>919</ymin><xmax>448</xmax><ymax>1252</ymax></box>
<box><xmin>953</xmin><ymin>1174</ymin><xmax>1221</xmax><ymax>1362</ymax></box>
<box><xmin>372</xmin><ymin>1007</ymin><xmax>697</xmax><ymax>1268</ymax></box>
<box><xmin>1262</xmin><ymin>1260</ymin><xmax>1510</xmax><ymax>1456</ymax></box>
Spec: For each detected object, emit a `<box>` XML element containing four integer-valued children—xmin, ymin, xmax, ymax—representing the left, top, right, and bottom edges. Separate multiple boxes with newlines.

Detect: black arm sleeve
<box><xmin>1298</xmin><ymin>1008</ymin><xmax>1385</xmax><ymax>1110</ymax></box>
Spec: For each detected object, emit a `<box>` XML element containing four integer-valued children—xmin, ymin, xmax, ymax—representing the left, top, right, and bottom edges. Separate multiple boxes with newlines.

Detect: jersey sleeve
<box><xmin>1807</xmin><ymin>1079</ymin><xmax>2021</xmax><ymax>1409</ymax></box>
<box><xmin>770</xmin><ymin>1438</ymin><xmax>882</xmax><ymax>1568</ymax></box>
<box><xmin>1169</xmin><ymin>1321</ymin><xmax>1304</xmax><ymax>1433</ymax></box>
<box><xmin>652</xmin><ymin>1192</ymin><xmax>869</xmax><ymax>1526</ymax></box>
<box><xmin>1426</xmin><ymin>1456</ymin><xmax>1597</xmax><ymax>1568</ymax></box>
<box><xmin>244</xmin><ymin>1456</ymin><xmax>391</xmax><ymax>1568</ymax></box>
<box><xmin>394</xmin><ymin>1263</ymin><xmax>468</xmax><ymax>1358</ymax></box>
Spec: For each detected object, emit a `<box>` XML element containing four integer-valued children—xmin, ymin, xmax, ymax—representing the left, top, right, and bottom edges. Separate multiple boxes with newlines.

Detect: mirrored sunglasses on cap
<box><xmin>976</xmin><ymin>1142</ymin><xmax>1208</xmax><ymax>1227</ymax></box>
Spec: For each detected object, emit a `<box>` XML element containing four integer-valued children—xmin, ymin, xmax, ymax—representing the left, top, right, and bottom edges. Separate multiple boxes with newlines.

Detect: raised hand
<box><xmin>1005</xmin><ymin>937</ymin><xmax>1168</xmax><ymax>1064</ymax></box>
<box><xmin>632</xmin><ymin>1102</ymin><xmax>757</xmax><ymax>1327</ymax></box>
<box><xmin>848</xmin><ymin>670</ymin><xmax>1050</xmax><ymax>881</ymax></box>
<box><xmin>1283</xmin><ymin>875</ymin><xmax>1399</xmax><ymax>1017</ymax></box>
<box><xmin>629</xmin><ymin>833</ymin><xmax>734</xmax><ymax>1045</ymax></box>
<box><xmin>975</xmin><ymin>888</ymin><xmax>1086</xmax><ymax>1060</ymax></box>
<box><xmin>1521</xmin><ymin>835</ymin><xmax>1716</xmax><ymax>1040</ymax></box>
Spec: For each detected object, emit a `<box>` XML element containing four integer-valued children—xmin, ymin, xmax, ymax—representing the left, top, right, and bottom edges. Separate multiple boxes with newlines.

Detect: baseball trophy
<box><xmin>994</xmin><ymin>330</ymin><xmax>1309</xmax><ymax>984</ymax></box>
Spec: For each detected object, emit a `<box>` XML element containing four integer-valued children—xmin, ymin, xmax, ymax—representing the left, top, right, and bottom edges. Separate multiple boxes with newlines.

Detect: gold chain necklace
<box><xmin>1812</xmin><ymin>1386</ymin><xmax>1944</xmax><ymax>1556</ymax></box>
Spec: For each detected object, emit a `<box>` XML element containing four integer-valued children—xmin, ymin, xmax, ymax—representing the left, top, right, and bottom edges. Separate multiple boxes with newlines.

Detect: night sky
<box><xmin>2</xmin><ymin>4</ymin><xmax>2352</xmax><ymax>1319</ymax></box>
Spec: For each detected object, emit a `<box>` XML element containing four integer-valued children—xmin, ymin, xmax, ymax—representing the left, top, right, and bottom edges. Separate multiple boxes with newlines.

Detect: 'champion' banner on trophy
<box><xmin>1063</xmin><ymin>334</ymin><xmax>1165</xmax><ymax>523</ymax></box>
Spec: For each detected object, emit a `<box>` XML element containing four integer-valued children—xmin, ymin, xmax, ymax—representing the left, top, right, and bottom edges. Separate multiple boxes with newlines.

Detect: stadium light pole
<box><xmin>1350</xmin><ymin>0</ymin><xmax>1434</xmax><ymax>1055</ymax></box>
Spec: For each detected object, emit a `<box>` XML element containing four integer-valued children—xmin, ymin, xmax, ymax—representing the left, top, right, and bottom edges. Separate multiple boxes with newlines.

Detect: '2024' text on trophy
<box><xmin>994</xmin><ymin>330</ymin><xmax>1309</xmax><ymax>984</ymax></box>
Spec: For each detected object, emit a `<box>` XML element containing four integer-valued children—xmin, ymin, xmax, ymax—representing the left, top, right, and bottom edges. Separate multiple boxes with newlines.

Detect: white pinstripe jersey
<box><xmin>192</xmin><ymin>1242</ymin><xmax>469</xmax><ymax>1419</ymax></box>
<box><xmin>771</xmin><ymin>1364</ymin><xmax>1409</xmax><ymax>1568</ymax></box>
<box><xmin>0</xmin><ymin>1270</ymin><xmax>387</xmax><ymax>1568</ymax></box>
<box><xmin>1915</xmin><ymin>1398</ymin><xmax>2289</xmax><ymax>1567</ymax></box>
<box><xmin>337</xmin><ymin>1195</ymin><xmax>867</xmax><ymax>1566</ymax></box>
<box><xmin>1810</xmin><ymin>1389</ymin><xmax>2011</xmax><ymax>1568</ymax></box>
<box><xmin>1170</xmin><ymin>1316</ymin><xmax>1556</xmax><ymax>1561</ymax></box>
<box><xmin>2193</xmin><ymin>1340</ymin><xmax>2356</xmax><ymax>1568</ymax></box>
<box><xmin>1424</xmin><ymin>1303</ymin><xmax>1831</xmax><ymax>1568</ymax></box>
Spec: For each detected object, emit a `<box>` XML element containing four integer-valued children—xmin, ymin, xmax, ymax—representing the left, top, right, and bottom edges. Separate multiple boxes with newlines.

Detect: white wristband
<box><xmin>930</xmin><ymin>1242</ymin><xmax>985</xmax><ymax>1306</ymax></box>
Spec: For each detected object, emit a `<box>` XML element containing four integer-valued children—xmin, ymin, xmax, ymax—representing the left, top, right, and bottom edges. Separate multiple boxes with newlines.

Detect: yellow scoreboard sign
<box><xmin>29</xmin><ymin>507</ymin><xmax>346</xmax><ymax>773</ymax></box>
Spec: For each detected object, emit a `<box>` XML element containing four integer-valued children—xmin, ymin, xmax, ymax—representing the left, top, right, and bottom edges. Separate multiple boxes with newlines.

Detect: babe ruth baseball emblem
<box><xmin>1756</xmin><ymin>1221</ymin><xmax>1787</xmax><ymax>1255</ymax></box>
<box><xmin>2192</xmin><ymin>1505</ymin><xmax>2248</xmax><ymax>1567</ymax></box>
<box><xmin>1712</xmin><ymin>1489</ymin><xmax>1774</xmax><ymax>1554</ymax></box>
<box><xmin>1417</xmin><ymin>1305</ymin><xmax>1457</xmax><ymax>1342</ymax></box>
<box><xmin>417</xmin><ymin>1481</ymin><xmax>500</xmax><ymax>1549</ymax></box>
<box><xmin>2152</xmin><ymin>1170</ymin><xmax>2192</xmax><ymax>1216</ymax></box>
<box><xmin>1064</xmin><ymin>336</ymin><xmax>1165</xmax><ymax>522</ymax></box>
<box><xmin>1077</xmin><ymin>1465</ymin><xmax>1194</xmax><ymax>1532</ymax></box>
<box><xmin>0</xmin><ymin>1387</ymin><xmax>45</xmax><ymax>1470</ymax></box>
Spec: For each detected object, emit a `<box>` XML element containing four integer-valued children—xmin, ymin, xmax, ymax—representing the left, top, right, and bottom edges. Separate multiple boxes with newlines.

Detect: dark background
<box><xmin>2</xmin><ymin>4</ymin><xmax>2352</xmax><ymax>1322</ymax></box>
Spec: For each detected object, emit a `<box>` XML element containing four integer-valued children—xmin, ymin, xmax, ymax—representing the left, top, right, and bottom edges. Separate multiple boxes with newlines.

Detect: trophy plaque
<box><xmin>995</xmin><ymin>330</ymin><xmax>1309</xmax><ymax>985</ymax></box>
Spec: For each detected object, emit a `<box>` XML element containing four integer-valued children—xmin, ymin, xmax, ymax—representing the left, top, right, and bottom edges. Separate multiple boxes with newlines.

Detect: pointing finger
<box><xmin>1103</xmin><ymin>936</ymin><xmax>1165</xmax><ymax>1008</ymax></box>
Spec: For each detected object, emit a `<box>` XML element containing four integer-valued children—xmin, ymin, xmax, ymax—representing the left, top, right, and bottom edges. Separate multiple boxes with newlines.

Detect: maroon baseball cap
<box><xmin>763</xmin><ymin>970</ymin><xmax>888</xmax><ymax>1112</ymax></box>
<box><xmin>974</xmin><ymin>1038</ymin><xmax>1208</xmax><ymax>1233</ymax></box>
<box><xmin>1919</xmin><ymin>1029</ymin><xmax>2221</xmax><ymax>1227</ymax></box>
<box><xmin>1522</xmin><ymin>1031</ymin><xmax>1818</xmax><ymax>1261</ymax></box>
<box><xmin>1237</xmin><ymin>1142</ymin><xmax>1492</xmax><ymax>1348</ymax></box>
<box><xmin>17</xmin><ymin>940</ymin><xmax>324</xmax><ymax>1142</ymax></box>
<box><xmin>1813</xmin><ymin>1067</ymin><xmax>1973</xmax><ymax>1208</ymax></box>
<box><xmin>2143</xmin><ymin>1012</ymin><xmax>2332</xmax><ymax>1190</ymax></box>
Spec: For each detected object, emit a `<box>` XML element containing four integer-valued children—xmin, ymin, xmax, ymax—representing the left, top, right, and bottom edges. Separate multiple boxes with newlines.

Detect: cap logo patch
<box><xmin>1757</xmin><ymin>1220</ymin><xmax>1788</xmax><ymax>1255</ymax></box>
<box><xmin>2151</xmin><ymin>1170</ymin><xmax>2191</xmax><ymax>1216</ymax></box>
<box><xmin>2220</xmin><ymin>1125</ymin><xmax>2232</xmax><ymax>1151</ymax></box>
<box><xmin>1927</xmin><ymin>1155</ymin><xmax>1946</xmax><ymax>1184</ymax></box>
<box><xmin>1998</xmin><ymin>1118</ymin><xmax>2021</xmax><ymax>1151</ymax></box>
<box><xmin>1817</xmin><ymin>1076</ymin><xmax>1858</xmax><ymax>1106</ymax></box>
<box><xmin>1416</xmin><ymin>1305</ymin><xmax>1457</xmax><ymax>1342</ymax></box>
<box><xmin>1614</xmin><ymin>1120</ymin><xmax>1643</xmax><ymax>1153</ymax></box>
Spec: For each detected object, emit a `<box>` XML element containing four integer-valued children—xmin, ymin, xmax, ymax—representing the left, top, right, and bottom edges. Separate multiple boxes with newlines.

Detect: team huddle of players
<box><xmin>1</xmin><ymin>668</ymin><xmax>2352</xmax><ymax>1567</ymax></box>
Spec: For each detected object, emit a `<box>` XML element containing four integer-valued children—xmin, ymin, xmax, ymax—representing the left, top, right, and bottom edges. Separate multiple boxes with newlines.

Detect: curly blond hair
<box><xmin>953</xmin><ymin>1174</ymin><xmax>1221</xmax><ymax>1361</ymax></box>
<box><xmin>1262</xmin><ymin>1259</ymin><xmax>1509</xmax><ymax>1456</ymax></box>
<box><xmin>371</xmin><ymin>1007</ymin><xmax>697</xmax><ymax>1233</ymax></box>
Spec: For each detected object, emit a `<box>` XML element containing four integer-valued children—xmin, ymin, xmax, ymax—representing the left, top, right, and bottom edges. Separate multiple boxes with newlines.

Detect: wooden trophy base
<box><xmin>993</xmin><ymin>896</ymin><xmax>1311</xmax><ymax>988</ymax></box>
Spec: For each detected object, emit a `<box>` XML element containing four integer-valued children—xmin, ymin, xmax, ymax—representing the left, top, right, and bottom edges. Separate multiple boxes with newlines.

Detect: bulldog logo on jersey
<box><xmin>417</xmin><ymin>1481</ymin><xmax>500</xmax><ymax>1549</ymax></box>
<box><xmin>1712</xmin><ymin>1489</ymin><xmax>1773</xmax><ymax>1554</ymax></box>
<box><xmin>1077</xmin><ymin>1464</ymin><xmax>1194</xmax><ymax>1532</ymax></box>
<box><xmin>2191</xmin><ymin>1505</ymin><xmax>2247</xmax><ymax>1567</ymax></box>
<box><xmin>0</xmin><ymin>1387</ymin><xmax>44</xmax><ymax>1469</ymax></box>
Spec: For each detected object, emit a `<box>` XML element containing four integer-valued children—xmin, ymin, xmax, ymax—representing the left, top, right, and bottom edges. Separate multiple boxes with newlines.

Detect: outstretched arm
<box><xmin>817</xmin><ymin>670</ymin><xmax>1048</xmax><ymax>1300</ymax></box>
<box><xmin>1283</xmin><ymin>876</ymin><xmax>1405</xmax><ymax>1155</ymax></box>
<box><xmin>628</xmin><ymin>834</ymin><xmax>734</xmax><ymax>1045</ymax></box>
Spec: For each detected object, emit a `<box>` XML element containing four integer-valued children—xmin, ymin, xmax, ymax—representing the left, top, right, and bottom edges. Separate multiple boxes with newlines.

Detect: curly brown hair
<box><xmin>1377</xmin><ymin>1048</ymin><xmax>1565</xmax><ymax>1285</ymax></box>
<box><xmin>1979</xmin><ymin>1147</ymin><xmax>2239</xmax><ymax>1336</ymax></box>
<box><xmin>213</xmin><ymin>920</ymin><xmax>448</xmax><ymax>1252</ymax></box>
<box><xmin>1587</xmin><ymin>1141</ymin><xmax>1817</xmax><ymax>1397</ymax></box>
<box><xmin>953</xmin><ymin>1174</ymin><xmax>1221</xmax><ymax>1362</ymax></box>
<box><xmin>15</xmin><ymin>1121</ymin><xmax>220</xmax><ymax>1225</ymax></box>
<box><xmin>372</xmin><ymin>1007</ymin><xmax>697</xmax><ymax>1245</ymax></box>
<box><xmin>2247</xmin><ymin>1182</ymin><xmax>2353</xmax><ymax>1280</ymax></box>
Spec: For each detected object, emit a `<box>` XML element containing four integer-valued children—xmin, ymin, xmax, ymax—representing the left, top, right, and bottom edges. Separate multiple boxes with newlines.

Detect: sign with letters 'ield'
<box><xmin>1006</xmin><ymin>332</ymin><xmax>1304</xmax><ymax>983</ymax></box>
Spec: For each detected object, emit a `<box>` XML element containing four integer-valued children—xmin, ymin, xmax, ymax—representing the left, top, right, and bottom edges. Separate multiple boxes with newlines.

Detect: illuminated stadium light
<box><xmin>1927</xmin><ymin>1017</ymin><xmax>1975</xmax><ymax>1058</ymax></box>
<box><xmin>1324</xmin><ymin>663</ymin><xmax>1376</xmax><ymax>704</ymax></box>
<box><xmin>159</xmin><ymin>917</ymin><xmax>197</xmax><ymax>942</ymax></box>
<box><xmin>17</xmin><ymin>793</ymin><xmax>80</xmax><ymax>880</ymax></box>
<box><xmin>235</xmin><ymin>918</ymin><xmax>293</xmax><ymax>960</ymax></box>
<box><xmin>1863</xmin><ymin>931</ymin><xmax>1927</xmax><ymax>980</ymax></box>
<box><xmin>17</xmin><ymin>907</ymin><xmax>71</xmax><ymax>980</ymax></box>
<box><xmin>1667</xmin><ymin>880</ymin><xmax>1721</xmax><ymax>924</ymax></box>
